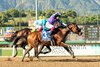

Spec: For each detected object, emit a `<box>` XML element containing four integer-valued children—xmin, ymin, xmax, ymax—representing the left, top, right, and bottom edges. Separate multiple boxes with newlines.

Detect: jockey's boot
<box><xmin>49</xmin><ymin>30</ymin><xmax>55</xmax><ymax>46</ymax></box>
<box><xmin>51</xmin><ymin>35</ymin><xmax>55</xmax><ymax>46</ymax></box>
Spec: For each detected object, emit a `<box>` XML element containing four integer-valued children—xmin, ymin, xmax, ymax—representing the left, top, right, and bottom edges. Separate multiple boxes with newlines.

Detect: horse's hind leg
<box><xmin>22</xmin><ymin>46</ymin><xmax>30</xmax><ymax>58</ymax></box>
<box><xmin>61</xmin><ymin>42</ymin><xmax>75</xmax><ymax>58</ymax></box>
<box><xmin>38</xmin><ymin>45</ymin><xmax>51</xmax><ymax>54</ymax></box>
<box><xmin>13</xmin><ymin>45</ymin><xmax>18</xmax><ymax>57</ymax></box>
<box><xmin>23</xmin><ymin>48</ymin><xmax>30</xmax><ymax>58</ymax></box>
<box><xmin>34</xmin><ymin>45</ymin><xmax>39</xmax><ymax>58</ymax></box>
<box><xmin>38</xmin><ymin>45</ymin><xmax>44</xmax><ymax>55</ymax></box>
<box><xmin>43</xmin><ymin>46</ymin><xmax>51</xmax><ymax>54</ymax></box>
<box><xmin>21</xmin><ymin>47</ymin><xmax>32</xmax><ymax>62</ymax></box>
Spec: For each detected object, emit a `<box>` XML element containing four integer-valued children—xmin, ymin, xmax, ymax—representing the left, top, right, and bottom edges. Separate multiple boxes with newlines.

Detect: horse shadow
<box><xmin>40</xmin><ymin>57</ymin><xmax>100</xmax><ymax>62</ymax></box>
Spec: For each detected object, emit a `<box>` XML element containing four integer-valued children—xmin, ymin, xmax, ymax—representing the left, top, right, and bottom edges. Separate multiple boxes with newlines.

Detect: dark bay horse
<box><xmin>22</xmin><ymin>23</ymin><xmax>82</xmax><ymax>61</ymax></box>
<box><xmin>5</xmin><ymin>28</ymin><xmax>32</xmax><ymax>57</ymax></box>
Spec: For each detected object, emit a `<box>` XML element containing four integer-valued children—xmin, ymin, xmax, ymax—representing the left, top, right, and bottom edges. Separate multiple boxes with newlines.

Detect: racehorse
<box><xmin>4</xmin><ymin>28</ymin><xmax>32</xmax><ymax>57</ymax></box>
<box><xmin>21</xmin><ymin>23</ymin><xmax>83</xmax><ymax>61</ymax></box>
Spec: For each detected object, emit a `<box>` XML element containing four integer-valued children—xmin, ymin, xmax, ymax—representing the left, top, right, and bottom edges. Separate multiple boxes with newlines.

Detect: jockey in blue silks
<box><xmin>35</xmin><ymin>12</ymin><xmax>66</xmax><ymax>32</ymax></box>
<box><xmin>34</xmin><ymin>16</ymin><xmax>47</xmax><ymax>31</ymax></box>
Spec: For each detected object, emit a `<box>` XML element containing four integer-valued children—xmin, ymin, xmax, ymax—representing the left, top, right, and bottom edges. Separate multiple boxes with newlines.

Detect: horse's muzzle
<box><xmin>78</xmin><ymin>32</ymin><xmax>83</xmax><ymax>36</ymax></box>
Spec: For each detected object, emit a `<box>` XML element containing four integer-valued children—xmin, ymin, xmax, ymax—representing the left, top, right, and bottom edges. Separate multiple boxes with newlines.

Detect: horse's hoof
<box><xmin>72</xmin><ymin>56</ymin><xmax>75</xmax><ymax>58</ymax></box>
<box><xmin>36</xmin><ymin>57</ymin><xmax>42</xmax><ymax>61</ymax></box>
<box><xmin>38</xmin><ymin>58</ymin><xmax>42</xmax><ymax>61</ymax></box>
<box><xmin>27</xmin><ymin>56</ymin><xmax>30</xmax><ymax>58</ymax></box>
<box><xmin>7</xmin><ymin>58</ymin><xmax>12</xmax><ymax>61</ymax></box>
<box><xmin>21</xmin><ymin>59</ymin><xmax>24</xmax><ymax>62</ymax></box>
<box><xmin>29</xmin><ymin>57</ymin><xmax>33</xmax><ymax>61</ymax></box>
<box><xmin>13</xmin><ymin>56</ymin><xmax>16</xmax><ymax>57</ymax></box>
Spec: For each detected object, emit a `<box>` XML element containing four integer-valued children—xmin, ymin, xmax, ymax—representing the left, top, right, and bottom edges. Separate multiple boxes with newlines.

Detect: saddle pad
<box><xmin>42</xmin><ymin>30</ymin><xmax>51</xmax><ymax>41</ymax></box>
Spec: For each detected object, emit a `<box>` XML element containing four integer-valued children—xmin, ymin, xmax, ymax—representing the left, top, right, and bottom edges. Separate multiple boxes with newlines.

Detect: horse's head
<box><xmin>9</xmin><ymin>31</ymin><xmax>18</xmax><ymax>42</ymax></box>
<box><xmin>67</xmin><ymin>23</ymin><xmax>82</xmax><ymax>36</ymax></box>
<box><xmin>4</xmin><ymin>31</ymin><xmax>17</xmax><ymax>42</ymax></box>
<box><xmin>4</xmin><ymin>28</ymin><xmax>32</xmax><ymax>42</ymax></box>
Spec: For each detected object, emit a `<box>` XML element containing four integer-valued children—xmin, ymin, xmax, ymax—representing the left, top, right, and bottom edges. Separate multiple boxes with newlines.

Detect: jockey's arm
<box><xmin>58</xmin><ymin>20</ymin><xmax>66</xmax><ymax>27</ymax></box>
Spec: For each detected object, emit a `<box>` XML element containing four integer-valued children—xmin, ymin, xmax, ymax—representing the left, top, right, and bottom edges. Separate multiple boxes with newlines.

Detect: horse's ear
<box><xmin>72</xmin><ymin>22</ymin><xmax>77</xmax><ymax>25</ymax></box>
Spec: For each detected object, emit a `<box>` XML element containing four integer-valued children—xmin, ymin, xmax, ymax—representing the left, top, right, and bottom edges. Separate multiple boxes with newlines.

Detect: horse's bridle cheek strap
<box><xmin>67</xmin><ymin>26</ymin><xmax>72</xmax><ymax>32</ymax></box>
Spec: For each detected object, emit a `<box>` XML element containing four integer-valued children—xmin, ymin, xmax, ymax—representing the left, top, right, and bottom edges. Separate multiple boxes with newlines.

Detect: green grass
<box><xmin>0</xmin><ymin>41</ymin><xmax>11</xmax><ymax>45</ymax></box>
<box><xmin>1</xmin><ymin>49</ymin><xmax>23</xmax><ymax>56</ymax></box>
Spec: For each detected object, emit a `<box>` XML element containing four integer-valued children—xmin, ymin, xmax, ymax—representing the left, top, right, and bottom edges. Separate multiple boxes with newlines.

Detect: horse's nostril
<box><xmin>79</xmin><ymin>32</ymin><xmax>82</xmax><ymax>36</ymax></box>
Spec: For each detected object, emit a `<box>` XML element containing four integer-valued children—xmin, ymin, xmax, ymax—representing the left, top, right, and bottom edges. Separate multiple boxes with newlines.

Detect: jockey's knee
<box><xmin>50</xmin><ymin>27</ymin><xmax>54</xmax><ymax>31</ymax></box>
<box><xmin>38</xmin><ymin>26</ymin><xmax>43</xmax><ymax>32</ymax></box>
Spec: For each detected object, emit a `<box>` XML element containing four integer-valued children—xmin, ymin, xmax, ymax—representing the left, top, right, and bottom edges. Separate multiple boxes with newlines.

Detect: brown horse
<box><xmin>5</xmin><ymin>28</ymin><xmax>32</xmax><ymax>57</ymax></box>
<box><xmin>22</xmin><ymin>23</ymin><xmax>82</xmax><ymax>61</ymax></box>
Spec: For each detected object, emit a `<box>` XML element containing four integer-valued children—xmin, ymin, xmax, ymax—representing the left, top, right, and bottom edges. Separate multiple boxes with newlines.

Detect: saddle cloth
<box><xmin>42</xmin><ymin>30</ymin><xmax>51</xmax><ymax>41</ymax></box>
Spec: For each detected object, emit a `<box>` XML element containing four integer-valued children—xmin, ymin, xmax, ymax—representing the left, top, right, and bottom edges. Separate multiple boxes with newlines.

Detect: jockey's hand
<box><xmin>62</xmin><ymin>25</ymin><xmax>66</xmax><ymax>28</ymax></box>
<box><xmin>55</xmin><ymin>26</ymin><xmax>57</xmax><ymax>28</ymax></box>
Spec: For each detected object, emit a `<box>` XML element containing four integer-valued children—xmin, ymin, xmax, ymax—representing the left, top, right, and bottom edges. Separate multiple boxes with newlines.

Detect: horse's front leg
<box><xmin>60</xmin><ymin>42</ymin><xmax>75</xmax><ymax>58</ymax></box>
<box><xmin>12</xmin><ymin>45</ymin><xmax>18</xmax><ymax>57</ymax></box>
<box><xmin>38</xmin><ymin>45</ymin><xmax>51</xmax><ymax>54</ymax></box>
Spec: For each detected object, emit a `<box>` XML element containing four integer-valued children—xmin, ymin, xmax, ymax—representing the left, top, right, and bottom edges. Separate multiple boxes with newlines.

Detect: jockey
<box><xmin>45</xmin><ymin>12</ymin><xmax>66</xmax><ymax>34</ymax></box>
<box><xmin>44</xmin><ymin>12</ymin><xmax>66</xmax><ymax>45</ymax></box>
<box><xmin>34</xmin><ymin>16</ymin><xmax>47</xmax><ymax>32</ymax></box>
<box><xmin>34</xmin><ymin>16</ymin><xmax>43</xmax><ymax>31</ymax></box>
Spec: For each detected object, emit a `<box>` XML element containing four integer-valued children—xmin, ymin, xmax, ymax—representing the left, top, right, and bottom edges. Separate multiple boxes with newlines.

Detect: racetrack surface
<box><xmin>0</xmin><ymin>56</ymin><xmax>100</xmax><ymax>67</ymax></box>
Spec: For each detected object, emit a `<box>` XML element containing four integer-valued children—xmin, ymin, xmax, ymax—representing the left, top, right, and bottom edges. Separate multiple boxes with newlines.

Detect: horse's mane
<box><xmin>52</xmin><ymin>26</ymin><xmax>65</xmax><ymax>34</ymax></box>
<box><xmin>15</xmin><ymin>28</ymin><xmax>32</xmax><ymax>33</ymax></box>
<box><xmin>11</xmin><ymin>28</ymin><xmax>32</xmax><ymax>38</ymax></box>
<box><xmin>19</xmin><ymin>28</ymin><xmax>32</xmax><ymax>31</ymax></box>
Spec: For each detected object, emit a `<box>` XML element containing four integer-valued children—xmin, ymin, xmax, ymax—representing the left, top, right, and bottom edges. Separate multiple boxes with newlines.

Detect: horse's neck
<box><xmin>17</xmin><ymin>30</ymin><xmax>27</xmax><ymax>36</ymax></box>
<box><xmin>59</xmin><ymin>27</ymin><xmax>70</xmax><ymax>36</ymax></box>
<box><xmin>58</xmin><ymin>27</ymin><xmax>70</xmax><ymax>42</ymax></box>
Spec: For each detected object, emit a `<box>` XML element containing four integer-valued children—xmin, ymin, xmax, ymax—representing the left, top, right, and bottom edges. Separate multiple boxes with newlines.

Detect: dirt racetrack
<box><xmin>0</xmin><ymin>56</ymin><xmax>100</xmax><ymax>67</ymax></box>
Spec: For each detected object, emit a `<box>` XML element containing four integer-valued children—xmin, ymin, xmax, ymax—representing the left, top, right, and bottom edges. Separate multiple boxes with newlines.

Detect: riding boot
<box><xmin>49</xmin><ymin>30</ymin><xmax>55</xmax><ymax>46</ymax></box>
<box><xmin>49</xmin><ymin>27</ymin><xmax>55</xmax><ymax>46</ymax></box>
<box><xmin>51</xmin><ymin>35</ymin><xmax>55</xmax><ymax>46</ymax></box>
